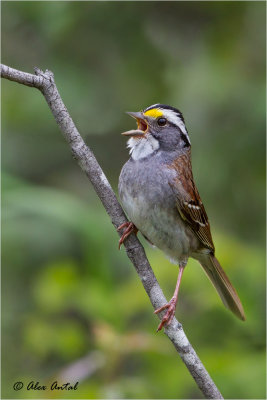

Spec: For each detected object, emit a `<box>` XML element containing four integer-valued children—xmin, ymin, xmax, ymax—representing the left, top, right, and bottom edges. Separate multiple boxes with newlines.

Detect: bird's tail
<box><xmin>198</xmin><ymin>254</ymin><xmax>245</xmax><ymax>321</ymax></box>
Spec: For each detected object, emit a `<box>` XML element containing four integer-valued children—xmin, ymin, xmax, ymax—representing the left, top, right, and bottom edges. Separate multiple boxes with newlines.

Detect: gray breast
<box><xmin>118</xmin><ymin>153</ymin><xmax>198</xmax><ymax>263</ymax></box>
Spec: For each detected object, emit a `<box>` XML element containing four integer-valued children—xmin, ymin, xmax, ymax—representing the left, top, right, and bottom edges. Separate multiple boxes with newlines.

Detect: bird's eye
<box><xmin>157</xmin><ymin>118</ymin><xmax>167</xmax><ymax>126</ymax></box>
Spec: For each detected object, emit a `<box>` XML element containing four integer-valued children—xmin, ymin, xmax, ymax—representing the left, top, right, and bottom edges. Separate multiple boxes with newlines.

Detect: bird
<box><xmin>118</xmin><ymin>104</ymin><xmax>245</xmax><ymax>331</ymax></box>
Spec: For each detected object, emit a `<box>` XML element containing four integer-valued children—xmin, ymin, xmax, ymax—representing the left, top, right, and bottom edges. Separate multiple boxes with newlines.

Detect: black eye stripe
<box><xmin>167</xmin><ymin>121</ymin><xmax>190</xmax><ymax>147</ymax></box>
<box><xmin>181</xmin><ymin>132</ymin><xmax>190</xmax><ymax>147</ymax></box>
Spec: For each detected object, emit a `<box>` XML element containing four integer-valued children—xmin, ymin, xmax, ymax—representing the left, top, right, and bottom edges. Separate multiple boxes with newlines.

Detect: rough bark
<box><xmin>1</xmin><ymin>63</ymin><xmax>223</xmax><ymax>399</ymax></box>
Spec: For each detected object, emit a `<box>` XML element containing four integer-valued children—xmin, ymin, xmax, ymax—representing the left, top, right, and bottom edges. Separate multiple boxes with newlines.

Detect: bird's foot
<box><xmin>154</xmin><ymin>297</ymin><xmax>177</xmax><ymax>332</ymax></box>
<box><xmin>117</xmin><ymin>221</ymin><xmax>138</xmax><ymax>249</ymax></box>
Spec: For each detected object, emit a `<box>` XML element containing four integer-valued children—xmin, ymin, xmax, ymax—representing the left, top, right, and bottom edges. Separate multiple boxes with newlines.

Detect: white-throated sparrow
<box><xmin>118</xmin><ymin>104</ymin><xmax>245</xmax><ymax>331</ymax></box>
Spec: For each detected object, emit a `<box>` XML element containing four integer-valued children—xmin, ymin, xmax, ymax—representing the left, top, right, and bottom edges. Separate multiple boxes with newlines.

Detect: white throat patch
<box><xmin>127</xmin><ymin>135</ymin><xmax>159</xmax><ymax>160</ymax></box>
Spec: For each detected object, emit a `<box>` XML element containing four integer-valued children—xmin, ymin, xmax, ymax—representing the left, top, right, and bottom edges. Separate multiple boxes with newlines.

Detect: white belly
<box><xmin>121</xmin><ymin>188</ymin><xmax>195</xmax><ymax>264</ymax></box>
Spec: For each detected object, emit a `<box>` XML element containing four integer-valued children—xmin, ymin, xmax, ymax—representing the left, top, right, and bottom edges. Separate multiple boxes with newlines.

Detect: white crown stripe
<box><xmin>144</xmin><ymin>103</ymin><xmax>160</xmax><ymax>111</ymax></box>
<box><xmin>143</xmin><ymin>104</ymin><xmax>191</xmax><ymax>145</ymax></box>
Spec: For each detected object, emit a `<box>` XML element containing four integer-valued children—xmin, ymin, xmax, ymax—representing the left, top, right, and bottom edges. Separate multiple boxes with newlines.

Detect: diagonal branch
<box><xmin>1</xmin><ymin>63</ymin><xmax>223</xmax><ymax>399</ymax></box>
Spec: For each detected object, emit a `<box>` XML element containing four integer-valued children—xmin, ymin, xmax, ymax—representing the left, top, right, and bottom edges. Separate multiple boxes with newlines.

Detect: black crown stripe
<box><xmin>143</xmin><ymin>104</ymin><xmax>185</xmax><ymax>122</ymax></box>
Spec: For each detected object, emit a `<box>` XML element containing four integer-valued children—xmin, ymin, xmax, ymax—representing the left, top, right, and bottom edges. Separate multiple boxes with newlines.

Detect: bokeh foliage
<box><xmin>2</xmin><ymin>1</ymin><xmax>266</xmax><ymax>399</ymax></box>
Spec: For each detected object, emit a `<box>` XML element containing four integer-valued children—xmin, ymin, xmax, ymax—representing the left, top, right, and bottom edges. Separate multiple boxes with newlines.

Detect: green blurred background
<box><xmin>2</xmin><ymin>1</ymin><xmax>266</xmax><ymax>399</ymax></box>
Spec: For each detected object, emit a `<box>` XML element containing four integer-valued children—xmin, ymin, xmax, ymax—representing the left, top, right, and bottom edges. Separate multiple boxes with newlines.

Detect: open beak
<box><xmin>121</xmin><ymin>111</ymin><xmax>148</xmax><ymax>137</ymax></box>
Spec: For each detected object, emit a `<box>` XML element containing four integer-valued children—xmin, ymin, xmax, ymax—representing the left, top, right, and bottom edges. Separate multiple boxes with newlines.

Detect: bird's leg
<box><xmin>117</xmin><ymin>221</ymin><xmax>138</xmax><ymax>249</ymax></box>
<box><xmin>154</xmin><ymin>263</ymin><xmax>185</xmax><ymax>332</ymax></box>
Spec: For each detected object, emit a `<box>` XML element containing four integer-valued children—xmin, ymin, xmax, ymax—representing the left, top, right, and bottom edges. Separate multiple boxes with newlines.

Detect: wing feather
<box><xmin>167</xmin><ymin>152</ymin><xmax>215</xmax><ymax>252</ymax></box>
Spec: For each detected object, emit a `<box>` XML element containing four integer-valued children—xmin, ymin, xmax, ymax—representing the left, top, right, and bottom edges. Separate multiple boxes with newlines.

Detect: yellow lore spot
<box><xmin>143</xmin><ymin>108</ymin><xmax>163</xmax><ymax>118</ymax></box>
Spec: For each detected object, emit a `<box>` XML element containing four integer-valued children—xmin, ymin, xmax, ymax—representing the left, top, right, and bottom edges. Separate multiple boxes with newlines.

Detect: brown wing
<box><xmin>167</xmin><ymin>151</ymin><xmax>215</xmax><ymax>253</ymax></box>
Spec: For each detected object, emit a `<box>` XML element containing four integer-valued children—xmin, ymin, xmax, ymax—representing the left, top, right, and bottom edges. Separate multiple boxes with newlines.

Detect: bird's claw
<box><xmin>155</xmin><ymin>298</ymin><xmax>177</xmax><ymax>332</ymax></box>
<box><xmin>117</xmin><ymin>222</ymin><xmax>138</xmax><ymax>249</ymax></box>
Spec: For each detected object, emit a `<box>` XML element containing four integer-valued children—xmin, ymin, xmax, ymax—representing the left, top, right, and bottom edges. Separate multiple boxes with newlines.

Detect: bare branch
<box><xmin>1</xmin><ymin>63</ymin><xmax>223</xmax><ymax>399</ymax></box>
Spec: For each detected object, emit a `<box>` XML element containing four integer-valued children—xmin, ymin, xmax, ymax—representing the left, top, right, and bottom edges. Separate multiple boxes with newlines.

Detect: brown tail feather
<box><xmin>198</xmin><ymin>254</ymin><xmax>245</xmax><ymax>321</ymax></box>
